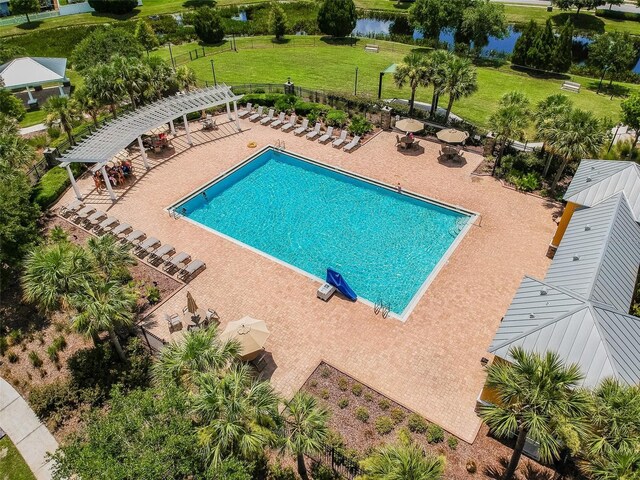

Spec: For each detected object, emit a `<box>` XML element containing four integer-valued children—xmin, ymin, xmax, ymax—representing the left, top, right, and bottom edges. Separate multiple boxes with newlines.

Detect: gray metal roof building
<box><xmin>490</xmin><ymin>161</ymin><xmax>640</xmax><ymax>388</ymax></box>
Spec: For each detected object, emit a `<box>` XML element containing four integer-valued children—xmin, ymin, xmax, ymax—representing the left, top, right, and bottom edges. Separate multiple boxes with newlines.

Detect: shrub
<box><xmin>325</xmin><ymin>429</ymin><xmax>345</xmax><ymax>451</ymax></box>
<box><xmin>407</xmin><ymin>413</ymin><xmax>428</xmax><ymax>433</ymax></box>
<box><xmin>268</xmin><ymin>461</ymin><xmax>297</xmax><ymax>480</ymax></box>
<box><xmin>309</xmin><ymin>379</ymin><xmax>318</xmax><ymax>388</ymax></box>
<box><xmin>146</xmin><ymin>285</ymin><xmax>161</xmax><ymax>304</ymax></box>
<box><xmin>47</xmin><ymin>345</ymin><xmax>59</xmax><ymax>362</ymax></box>
<box><xmin>294</xmin><ymin>100</ymin><xmax>329</xmax><ymax>117</ymax></box>
<box><xmin>448</xmin><ymin>436</ymin><xmax>459</xmax><ymax>449</ymax></box>
<box><xmin>87</xmin><ymin>0</ymin><xmax>138</xmax><ymax>14</ymax></box>
<box><xmin>378</xmin><ymin>398</ymin><xmax>390</xmax><ymax>410</ymax></box>
<box><xmin>71</xmin><ymin>26</ymin><xmax>142</xmax><ymax>71</ymax></box>
<box><xmin>364</xmin><ymin>392</ymin><xmax>373</xmax><ymax>402</ymax></box>
<box><xmin>29</xmin><ymin>380</ymin><xmax>78</xmax><ymax>419</ymax></box>
<box><xmin>8</xmin><ymin>329</ymin><xmax>22</xmax><ymax>346</ymax></box>
<box><xmin>0</xmin><ymin>336</ymin><xmax>7</xmax><ymax>356</ymax></box>
<box><xmin>375</xmin><ymin>416</ymin><xmax>394</xmax><ymax>435</ymax></box>
<box><xmin>348</xmin><ymin>114</ymin><xmax>373</xmax><ymax>136</ymax></box>
<box><xmin>28</xmin><ymin>351</ymin><xmax>43</xmax><ymax>368</ymax></box>
<box><xmin>390</xmin><ymin>407</ymin><xmax>406</xmax><ymax>425</ymax></box>
<box><xmin>47</xmin><ymin>126</ymin><xmax>61</xmax><ymax>139</ymax></box>
<box><xmin>274</xmin><ymin>94</ymin><xmax>297</xmax><ymax>113</ymax></box>
<box><xmin>337</xmin><ymin>376</ymin><xmax>349</xmax><ymax>391</ymax></box>
<box><xmin>193</xmin><ymin>7</ymin><xmax>225</xmax><ymax>44</ymax></box>
<box><xmin>320</xmin><ymin>365</ymin><xmax>331</xmax><ymax>378</ymax></box>
<box><xmin>355</xmin><ymin>406</ymin><xmax>369</xmax><ymax>423</ymax></box>
<box><xmin>52</xmin><ymin>335</ymin><xmax>67</xmax><ymax>352</ymax></box>
<box><xmin>32</xmin><ymin>162</ymin><xmax>85</xmax><ymax>209</ymax></box>
<box><xmin>8</xmin><ymin>351</ymin><xmax>18</xmax><ymax>363</ymax></box>
<box><xmin>0</xmin><ymin>88</ymin><xmax>26</xmax><ymax>121</ymax></box>
<box><xmin>511</xmin><ymin>171</ymin><xmax>541</xmax><ymax>192</ymax></box>
<box><xmin>111</xmin><ymin>266</ymin><xmax>133</xmax><ymax>284</ymax></box>
<box><xmin>338</xmin><ymin>397</ymin><xmax>349</xmax><ymax>409</ymax></box>
<box><xmin>351</xmin><ymin>383</ymin><xmax>363</xmax><ymax>396</ymax></box>
<box><xmin>310</xmin><ymin>461</ymin><xmax>338</xmax><ymax>480</ymax></box>
<box><xmin>427</xmin><ymin>424</ymin><xmax>444</xmax><ymax>443</ymax></box>
<box><xmin>326</xmin><ymin>109</ymin><xmax>348</xmax><ymax>127</ymax></box>
<box><xmin>320</xmin><ymin>388</ymin><xmax>330</xmax><ymax>399</ymax></box>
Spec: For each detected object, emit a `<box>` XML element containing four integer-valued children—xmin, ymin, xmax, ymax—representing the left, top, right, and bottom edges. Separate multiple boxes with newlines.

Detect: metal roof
<box><xmin>60</xmin><ymin>85</ymin><xmax>242</xmax><ymax>165</ymax></box>
<box><xmin>564</xmin><ymin>159</ymin><xmax>640</xmax><ymax>222</ymax></box>
<box><xmin>0</xmin><ymin>57</ymin><xmax>67</xmax><ymax>89</ymax></box>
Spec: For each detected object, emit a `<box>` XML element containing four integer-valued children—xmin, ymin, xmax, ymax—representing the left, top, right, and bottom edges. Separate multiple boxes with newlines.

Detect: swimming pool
<box><xmin>172</xmin><ymin>147</ymin><xmax>473</xmax><ymax>318</ymax></box>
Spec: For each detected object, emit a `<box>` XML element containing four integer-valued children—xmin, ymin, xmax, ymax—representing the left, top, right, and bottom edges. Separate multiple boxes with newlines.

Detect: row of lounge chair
<box><xmin>237</xmin><ymin>103</ymin><xmax>361</xmax><ymax>152</ymax></box>
<box><xmin>59</xmin><ymin>200</ymin><xmax>206</xmax><ymax>282</ymax></box>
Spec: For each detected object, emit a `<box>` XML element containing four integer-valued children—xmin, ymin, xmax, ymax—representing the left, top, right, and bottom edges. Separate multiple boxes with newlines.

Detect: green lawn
<box><xmin>0</xmin><ymin>436</ymin><xmax>36</xmax><ymax>480</ymax></box>
<box><xmin>20</xmin><ymin>109</ymin><xmax>47</xmax><ymax>128</ymax></box>
<box><xmin>154</xmin><ymin>36</ymin><xmax>638</xmax><ymax>133</ymax></box>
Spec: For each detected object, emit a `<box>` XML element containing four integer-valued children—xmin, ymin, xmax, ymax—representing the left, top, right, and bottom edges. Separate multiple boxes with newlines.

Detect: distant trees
<box><xmin>134</xmin><ymin>20</ymin><xmax>159</xmax><ymax>54</ymax></box>
<box><xmin>408</xmin><ymin>0</ymin><xmax>452</xmax><ymax>40</ymax></box>
<box><xmin>621</xmin><ymin>93</ymin><xmax>640</xmax><ymax>149</ymax></box>
<box><xmin>459</xmin><ymin>0</ymin><xmax>507</xmax><ymax>56</ymax></box>
<box><xmin>193</xmin><ymin>6</ymin><xmax>225</xmax><ymax>44</ymax></box>
<box><xmin>71</xmin><ymin>26</ymin><xmax>143</xmax><ymax>71</ymax></box>
<box><xmin>268</xmin><ymin>2</ymin><xmax>287</xmax><ymax>41</ymax></box>
<box><xmin>552</xmin><ymin>0</ymin><xmax>603</xmax><ymax>15</ymax></box>
<box><xmin>317</xmin><ymin>0</ymin><xmax>357</xmax><ymax>37</ymax></box>
<box><xmin>9</xmin><ymin>0</ymin><xmax>39</xmax><ymax>23</ymax></box>
<box><xmin>588</xmin><ymin>32</ymin><xmax>637</xmax><ymax>92</ymax></box>
<box><xmin>87</xmin><ymin>0</ymin><xmax>138</xmax><ymax>14</ymax></box>
<box><xmin>512</xmin><ymin>20</ymin><xmax>573</xmax><ymax>73</ymax></box>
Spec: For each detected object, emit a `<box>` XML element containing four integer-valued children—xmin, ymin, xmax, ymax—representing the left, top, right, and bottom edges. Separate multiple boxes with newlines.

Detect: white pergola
<box><xmin>59</xmin><ymin>84</ymin><xmax>242</xmax><ymax>201</ymax></box>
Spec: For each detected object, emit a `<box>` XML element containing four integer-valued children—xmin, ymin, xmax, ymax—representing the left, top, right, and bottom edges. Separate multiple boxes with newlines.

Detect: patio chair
<box><xmin>165</xmin><ymin>313</ymin><xmax>182</xmax><ymax>333</ymax></box>
<box><xmin>281</xmin><ymin>114</ymin><xmax>297</xmax><ymax>132</ymax></box>
<box><xmin>112</xmin><ymin>222</ymin><xmax>133</xmax><ymax>238</ymax></box>
<box><xmin>248</xmin><ymin>106</ymin><xmax>264</xmax><ymax>122</ymax></box>
<box><xmin>306</xmin><ymin>123</ymin><xmax>322</xmax><ymax>140</ymax></box>
<box><xmin>84</xmin><ymin>209</ymin><xmax>107</xmax><ymax>227</ymax></box>
<box><xmin>293</xmin><ymin>119</ymin><xmax>309</xmax><ymax>136</ymax></box>
<box><xmin>148</xmin><ymin>243</ymin><xmax>176</xmax><ymax>265</ymax></box>
<box><xmin>395</xmin><ymin>134</ymin><xmax>401</xmax><ymax>146</ymax></box>
<box><xmin>74</xmin><ymin>206</ymin><xmax>96</xmax><ymax>223</ymax></box>
<box><xmin>237</xmin><ymin>102</ymin><xmax>252</xmax><ymax>118</ymax></box>
<box><xmin>343</xmin><ymin>136</ymin><xmax>361</xmax><ymax>152</ymax></box>
<box><xmin>122</xmin><ymin>229</ymin><xmax>146</xmax><ymax>247</ymax></box>
<box><xmin>251</xmin><ymin>351</ymin><xmax>268</xmax><ymax>372</ymax></box>
<box><xmin>178</xmin><ymin>259</ymin><xmax>206</xmax><ymax>281</ymax></box>
<box><xmin>163</xmin><ymin>251</ymin><xmax>191</xmax><ymax>273</ymax></box>
<box><xmin>332</xmin><ymin>131</ymin><xmax>348</xmax><ymax>148</ymax></box>
<box><xmin>95</xmin><ymin>216</ymin><xmax>119</xmax><ymax>235</ymax></box>
<box><xmin>205</xmin><ymin>308</ymin><xmax>220</xmax><ymax>326</ymax></box>
<box><xmin>60</xmin><ymin>199</ymin><xmax>84</xmax><ymax>218</ymax></box>
<box><xmin>260</xmin><ymin>109</ymin><xmax>275</xmax><ymax>125</ymax></box>
<box><xmin>133</xmin><ymin>237</ymin><xmax>160</xmax><ymax>257</ymax></box>
<box><xmin>318</xmin><ymin>126</ymin><xmax>334</xmax><ymax>143</ymax></box>
<box><xmin>270</xmin><ymin>112</ymin><xmax>286</xmax><ymax>128</ymax></box>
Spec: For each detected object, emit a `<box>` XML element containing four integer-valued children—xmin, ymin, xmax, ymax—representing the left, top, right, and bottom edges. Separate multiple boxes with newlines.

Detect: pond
<box><xmin>232</xmin><ymin>10</ymin><xmax>248</xmax><ymax>22</ymax></box>
<box><xmin>352</xmin><ymin>18</ymin><xmax>640</xmax><ymax>73</ymax></box>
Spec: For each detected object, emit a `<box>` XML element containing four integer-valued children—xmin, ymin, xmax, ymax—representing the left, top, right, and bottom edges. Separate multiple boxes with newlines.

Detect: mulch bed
<box><xmin>301</xmin><ymin>362</ymin><xmax>558</xmax><ymax>480</ymax></box>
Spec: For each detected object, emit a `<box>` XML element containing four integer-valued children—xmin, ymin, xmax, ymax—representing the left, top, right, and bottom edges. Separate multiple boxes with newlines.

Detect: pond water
<box><xmin>232</xmin><ymin>10</ymin><xmax>248</xmax><ymax>22</ymax></box>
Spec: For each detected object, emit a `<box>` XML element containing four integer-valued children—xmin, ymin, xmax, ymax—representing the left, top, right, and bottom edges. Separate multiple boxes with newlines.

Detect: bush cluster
<box><xmin>88</xmin><ymin>0</ymin><xmax>138</xmax><ymax>14</ymax></box>
<box><xmin>374</xmin><ymin>416</ymin><xmax>394</xmax><ymax>435</ymax></box>
<box><xmin>426</xmin><ymin>424</ymin><xmax>444</xmax><ymax>444</ymax></box>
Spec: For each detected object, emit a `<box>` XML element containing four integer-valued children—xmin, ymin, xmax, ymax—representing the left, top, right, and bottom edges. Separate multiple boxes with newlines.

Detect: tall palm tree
<box><xmin>22</xmin><ymin>243</ymin><xmax>94</xmax><ymax>313</ymax></box>
<box><xmin>110</xmin><ymin>55</ymin><xmax>150</xmax><ymax>110</ymax></box>
<box><xmin>73</xmin><ymin>86</ymin><xmax>101</xmax><ymax>128</ymax></box>
<box><xmin>145</xmin><ymin>57</ymin><xmax>174</xmax><ymax>101</ymax></box>
<box><xmin>489</xmin><ymin>91</ymin><xmax>531</xmax><ymax>176</ymax></box>
<box><xmin>44</xmin><ymin>95</ymin><xmax>81</xmax><ymax>145</ymax></box>
<box><xmin>175</xmin><ymin>65</ymin><xmax>198</xmax><ymax>93</ymax></box>
<box><xmin>393</xmin><ymin>52</ymin><xmax>429</xmax><ymax>116</ymax></box>
<box><xmin>86</xmin><ymin>234</ymin><xmax>136</xmax><ymax>280</ymax></box>
<box><xmin>534</xmin><ymin>94</ymin><xmax>573</xmax><ymax>177</ymax></box>
<box><xmin>152</xmin><ymin>327</ymin><xmax>240</xmax><ymax>388</ymax></box>
<box><xmin>425</xmin><ymin>49</ymin><xmax>451</xmax><ymax>119</ymax></box>
<box><xmin>69</xmin><ymin>277</ymin><xmax>137</xmax><ymax>360</ymax></box>
<box><xmin>192</xmin><ymin>364</ymin><xmax>280</xmax><ymax>468</ymax></box>
<box><xmin>0</xmin><ymin>124</ymin><xmax>35</xmax><ymax>169</ymax></box>
<box><xmin>479</xmin><ymin>347</ymin><xmax>590</xmax><ymax>480</ymax></box>
<box><xmin>542</xmin><ymin>108</ymin><xmax>606</xmax><ymax>193</ymax></box>
<box><xmin>359</xmin><ymin>436</ymin><xmax>445</xmax><ymax>480</ymax></box>
<box><xmin>281</xmin><ymin>391</ymin><xmax>330</xmax><ymax>479</ymax></box>
<box><xmin>441</xmin><ymin>55</ymin><xmax>478</xmax><ymax>123</ymax></box>
<box><xmin>84</xmin><ymin>64</ymin><xmax>125</xmax><ymax>119</ymax></box>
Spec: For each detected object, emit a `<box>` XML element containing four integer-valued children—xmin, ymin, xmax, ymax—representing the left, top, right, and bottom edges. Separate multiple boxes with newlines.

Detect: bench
<box><xmin>561</xmin><ymin>81</ymin><xmax>581</xmax><ymax>93</ymax></box>
<box><xmin>364</xmin><ymin>44</ymin><xmax>379</xmax><ymax>53</ymax></box>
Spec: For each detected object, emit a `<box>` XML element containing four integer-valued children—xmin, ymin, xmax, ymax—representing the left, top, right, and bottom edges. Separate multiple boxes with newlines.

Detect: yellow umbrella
<box><xmin>395</xmin><ymin>118</ymin><xmax>424</xmax><ymax>133</ymax></box>
<box><xmin>436</xmin><ymin>128</ymin><xmax>469</xmax><ymax>144</ymax></box>
<box><xmin>219</xmin><ymin>316</ymin><xmax>270</xmax><ymax>360</ymax></box>
<box><xmin>186</xmin><ymin>291</ymin><xmax>198</xmax><ymax>314</ymax></box>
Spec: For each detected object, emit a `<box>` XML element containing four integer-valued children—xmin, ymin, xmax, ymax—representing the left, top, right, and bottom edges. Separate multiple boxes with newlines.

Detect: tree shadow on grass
<box><xmin>16</xmin><ymin>20</ymin><xmax>43</xmax><ymax>31</ymax></box>
<box><xmin>510</xmin><ymin>65</ymin><xmax>571</xmax><ymax>80</ymax></box>
<box><xmin>391</xmin><ymin>1</ymin><xmax>414</xmax><ymax>10</ymax></box>
<box><xmin>584</xmin><ymin>80</ymin><xmax>631</xmax><ymax>98</ymax></box>
<box><xmin>551</xmin><ymin>12</ymin><xmax>605</xmax><ymax>33</ymax></box>
<box><xmin>271</xmin><ymin>37</ymin><xmax>291</xmax><ymax>45</ymax></box>
<box><xmin>87</xmin><ymin>9</ymin><xmax>140</xmax><ymax>21</ymax></box>
<box><xmin>183</xmin><ymin>0</ymin><xmax>216</xmax><ymax>7</ymax></box>
<box><xmin>320</xmin><ymin>36</ymin><xmax>358</xmax><ymax>46</ymax></box>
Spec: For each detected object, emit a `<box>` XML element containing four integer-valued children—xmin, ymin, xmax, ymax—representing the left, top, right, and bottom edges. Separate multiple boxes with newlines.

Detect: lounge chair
<box><xmin>178</xmin><ymin>259</ymin><xmax>206</xmax><ymax>281</ymax></box>
<box><xmin>293</xmin><ymin>119</ymin><xmax>309</xmax><ymax>136</ymax></box>
<box><xmin>148</xmin><ymin>243</ymin><xmax>175</xmax><ymax>265</ymax></box>
<box><xmin>306</xmin><ymin>123</ymin><xmax>322</xmax><ymax>140</ymax></box>
<box><xmin>60</xmin><ymin>199</ymin><xmax>84</xmax><ymax>218</ymax></box>
<box><xmin>318</xmin><ymin>126</ymin><xmax>334</xmax><ymax>143</ymax></box>
<box><xmin>270</xmin><ymin>112</ymin><xmax>286</xmax><ymax>128</ymax></box>
<box><xmin>85</xmin><ymin>210</ymin><xmax>107</xmax><ymax>227</ymax></box>
<box><xmin>163</xmin><ymin>251</ymin><xmax>191</xmax><ymax>273</ymax></box>
<box><xmin>343</xmin><ymin>136</ymin><xmax>361</xmax><ymax>152</ymax></box>
<box><xmin>332</xmin><ymin>131</ymin><xmax>348</xmax><ymax>148</ymax></box>
<box><xmin>165</xmin><ymin>313</ymin><xmax>182</xmax><ymax>332</ymax></box>
<box><xmin>281</xmin><ymin>114</ymin><xmax>298</xmax><ymax>132</ymax></box>
<box><xmin>260</xmin><ymin>109</ymin><xmax>275</xmax><ymax>125</ymax></box>
<box><xmin>122</xmin><ymin>230</ymin><xmax>146</xmax><ymax>246</ymax></box>
<box><xmin>249</xmin><ymin>106</ymin><xmax>264</xmax><ymax>122</ymax></box>
<box><xmin>237</xmin><ymin>102</ymin><xmax>252</xmax><ymax>118</ymax></box>
<box><xmin>95</xmin><ymin>216</ymin><xmax>119</xmax><ymax>234</ymax></box>
<box><xmin>112</xmin><ymin>223</ymin><xmax>133</xmax><ymax>238</ymax></box>
<box><xmin>133</xmin><ymin>237</ymin><xmax>160</xmax><ymax>257</ymax></box>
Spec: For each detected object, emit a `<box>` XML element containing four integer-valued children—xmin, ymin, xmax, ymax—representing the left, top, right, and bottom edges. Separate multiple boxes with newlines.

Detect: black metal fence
<box><xmin>307</xmin><ymin>445</ymin><xmax>362</xmax><ymax>479</ymax></box>
<box><xmin>139</xmin><ymin>326</ymin><xmax>167</xmax><ymax>354</ymax></box>
<box><xmin>171</xmin><ymin>43</ymin><xmax>235</xmax><ymax>67</ymax></box>
<box><xmin>26</xmin><ymin>157</ymin><xmax>51</xmax><ymax>184</ymax></box>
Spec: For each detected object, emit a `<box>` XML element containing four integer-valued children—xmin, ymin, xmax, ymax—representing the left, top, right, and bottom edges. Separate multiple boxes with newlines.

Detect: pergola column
<box><xmin>26</xmin><ymin>86</ymin><xmax>34</xmax><ymax>102</ymax></box>
<box><xmin>58</xmin><ymin>85</ymin><xmax>66</xmax><ymax>97</ymax></box>
<box><xmin>233</xmin><ymin>101</ymin><xmax>240</xmax><ymax>131</ymax></box>
<box><xmin>101</xmin><ymin>166</ymin><xmax>117</xmax><ymax>202</ymax></box>
<box><xmin>226</xmin><ymin>100</ymin><xmax>232</xmax><ymax>120</ymax></box>
<box><xmin>183</xmin><ymin>114</ymin><xmax>193</xmax><ymax>146</ymax></box>
<box><xmin>65</xmin><ymin>164</ymin><xmax>82</xmax><ymax>200</ymax></box>
<box><xmin>169</xmin><ymin>120</ymin><xmax>176</xmax><ymax>135</ymax></box>
<box><xmin>137</xmin><ymin>136</ymin><xmax>150</xmax><ymax>169</ymax></box>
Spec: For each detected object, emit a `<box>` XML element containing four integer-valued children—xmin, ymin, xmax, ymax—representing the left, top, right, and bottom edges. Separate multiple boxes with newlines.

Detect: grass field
<box><xmin>154</xmin><ymin>36</ymin><xmax>637</xmax><ymax>132</ymax></box>
<box><xmin>0</xmin><ymin>436</ymin><xmax>36</xmax><ymax>480</ymax></box>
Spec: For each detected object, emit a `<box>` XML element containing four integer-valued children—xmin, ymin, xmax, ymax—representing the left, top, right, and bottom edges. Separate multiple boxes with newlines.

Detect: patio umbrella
<box><xmin>436</xmin><ymin>128</ymin><xmax>469</xmax><ymax>144</ymax></box>
<box><xmin>219</xmin><ymin>316</ymin><xmax>270</xmax><ymax>359</ymax></box>
<box><xmin>186</xmin><ymin>291</ymin><xmax>198</xmax><ymax>314</ymax></box>
<box><xmin>395</xmin><ymin>118</ymin><xmax>424</xmax><ymax>133</ymax></box>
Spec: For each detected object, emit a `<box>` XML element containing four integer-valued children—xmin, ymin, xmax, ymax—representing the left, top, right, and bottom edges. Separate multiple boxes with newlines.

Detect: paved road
<box><xmin>0</xmin><ymin>378</ymin><xmax>58</xmax><ymax>480</ymax></box>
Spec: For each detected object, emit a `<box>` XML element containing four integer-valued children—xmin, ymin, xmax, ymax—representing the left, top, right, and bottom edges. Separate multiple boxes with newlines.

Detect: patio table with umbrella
<box><xmin>182</xmin><ymin>291</ymin><xmax>207</xmax><ymax>327</ymax></box>
<box><xmin>219</xmin><ymin>316</ymin><xmax>270</xmax><ymax>361</ymax></box>
<box><xmin>395</xmin><ymin>118</ymin><xmax>424</xmax><ymax>150</ymax></box>
<box><xmin>436</xmin><ymin>128</ymin><xmax>468</xmax><ymax>145</ymax></box>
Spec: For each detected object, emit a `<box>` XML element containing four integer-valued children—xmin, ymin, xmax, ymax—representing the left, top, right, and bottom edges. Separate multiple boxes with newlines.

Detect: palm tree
<box><xmin>479</xmin><ymin>347</ymin><xmax>590</xmax><ymax>480</ymax></box>
<box><xmin>393</xmin><ymin>52</ymin><xmax>429</xmax><ymax>116</ymax></box>
<box><xmin>281</xmin><ymin>391</ymin><xmax>330</xmax><ymax>479</ymax></box>
<box><xmin>441</xmin><ymin>55</ymin><xmax>478</xmax><ymax>123</ymax></box>
<box><xmin>73</xmin><ymin>86</ymin><xmax>101</xmax><ymax>127</ymax></box>
<box><xmin>359</xmin><ymin>436</ymin><xmax>445</xmax><ymax>480</ymax></box>
<box><xmin>152</xmin><ymin>327</ymin><xmax>240</xmax><ymax>388</ymax></box>
<box><xmin>425</xmin><ymin>50</ymin><xmax>451</xmax><ymax>119</ymax></box>
<box><xmin>192</xmin><ymin>364</ymin><xmax>280</xmax><ymax>468</ymax></box>
<box><xmin>69</xmin><ymin>277</ymin><xmax>137</xmax><ymax>360</ymax></box>
<box><xmin>110</xmin><ymin>55</ymin><xmax>150</xmax><ymax>110</ymax></box>
<box><xmin>175</xmin><ymin>65</ymin><xmax>198</xmax><ymax>93</ymax></box>
<box><xmin>0</xmin><ymin>117</ymin><xmax>35</xmax><ymax>168</ymax></box>
<box><xmin>489</xmin><ymin>91</ymin><xmax>531</xmax><ymax>176</ymax></box>
<box><xmin>22</xmin><ymin>243</ymin><xmax>94</xmax><ymax>313</ymax></box>
<box><xmin>581</xmin><ymin>448</ymin><xmax>640</xmax><ymax>480</ymax></box>
<box><xmin>86</xmin><ymin>234</ymin><xmax>136</xmax><ymax>280</ymax></box>
<box><xmin>84</xmin><ymin>64</ymin><xmax>125</xmax><ymax>119</ymax></box>
<box><xmin>44</xmin><ymin>95</ymin><xmax>81</xmax><ymax>145</ymax></box>
<box><xmin>541</xmin><ymin>108</ymin><xmax>606</xmax><ymax>193</ymax></box>
<box><xmin>534</xmin><ymin>94</ymin><xmax>573</xmax><ymax>177</ymax></box>
<box><xmin>145</xmin><ymin>57</ymin><xmax>174</xmax><ymax>101</ymax></box>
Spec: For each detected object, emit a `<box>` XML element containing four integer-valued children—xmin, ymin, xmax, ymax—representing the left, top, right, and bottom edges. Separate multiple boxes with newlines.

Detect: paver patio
<box><xmin>55</xmin><ymin>115</ymin><xmax>557</xmax><ymax>443</ymax></box>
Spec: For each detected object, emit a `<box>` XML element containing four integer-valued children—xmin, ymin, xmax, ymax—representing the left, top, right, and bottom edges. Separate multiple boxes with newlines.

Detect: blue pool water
<box><xmin>176</xmin><ymin>149</ymin><xmax>471</xmax><ymax>316</ymax></box>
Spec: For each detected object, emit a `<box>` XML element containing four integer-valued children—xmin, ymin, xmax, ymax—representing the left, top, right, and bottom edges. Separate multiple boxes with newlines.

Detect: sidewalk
<box><xmin>0</xmin><ymin>378</ymin><xmax>58</xmax><ymax>480</ymax></box>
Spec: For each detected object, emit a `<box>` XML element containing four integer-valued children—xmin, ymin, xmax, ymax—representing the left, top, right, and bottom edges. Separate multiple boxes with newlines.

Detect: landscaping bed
<box><xmin>302</xmin><ymin>362</ymin><xmax>556</xmax><ymax>480</ymax></box>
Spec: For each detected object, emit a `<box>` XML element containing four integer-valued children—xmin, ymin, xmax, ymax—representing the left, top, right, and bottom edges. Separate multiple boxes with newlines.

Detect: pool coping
<box><xmin>166</xmin><ymin>145</ymin><xmax>479</xmax><ymax>322</ymax></box>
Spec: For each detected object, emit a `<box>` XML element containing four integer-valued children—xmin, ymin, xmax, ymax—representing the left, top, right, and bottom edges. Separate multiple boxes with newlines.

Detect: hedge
<box><xmin>88</xmin><ymin>0</ymin><xmax>138</xmax><ymax>14</ymax></box>
<box><xmin>31</xmin><ymin>163</ymin><xmax>85</xmax><ymax>209</ymax></box>
<box><xmin>595</xmin><ymin>9</ymin><xmax>640</xmax><ymax>21</ymax></box>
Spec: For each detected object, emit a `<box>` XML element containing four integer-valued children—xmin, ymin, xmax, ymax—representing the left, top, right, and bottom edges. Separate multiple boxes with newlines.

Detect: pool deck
<box><xmin>55</xmin><ymin>115</ymin><xmax>557</xmax><ymax>443</ymax></box>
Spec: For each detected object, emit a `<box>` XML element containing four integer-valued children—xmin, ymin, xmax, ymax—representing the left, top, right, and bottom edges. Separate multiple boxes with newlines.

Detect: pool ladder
<box><xmin>374</xmin><ymin>299</ymin><xmax>391</xmax><ymax>319</ymax></box>
<box><xmin>275</xmin><ymin>139</ymin><xmax>286</xmax><ymax>150</ymax></box>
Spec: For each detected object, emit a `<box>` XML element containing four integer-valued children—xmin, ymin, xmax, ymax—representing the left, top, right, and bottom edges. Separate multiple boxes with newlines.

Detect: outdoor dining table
<box><xmin>399</xmin><ymin>136</ymin><xmax>414</xmax><ymax>149</ymax></box>
<box><xmin>182</xmin><ymin>307</ymin><xmax>207</xmax><ymax>329</ymax></box>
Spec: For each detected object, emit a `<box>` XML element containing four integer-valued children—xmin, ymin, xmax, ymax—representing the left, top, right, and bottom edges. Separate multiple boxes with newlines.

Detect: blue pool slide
<box><xmin>326</xmin><ymin>268</ymin><xmax>357</xmax><ymax>301</ymax></box>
